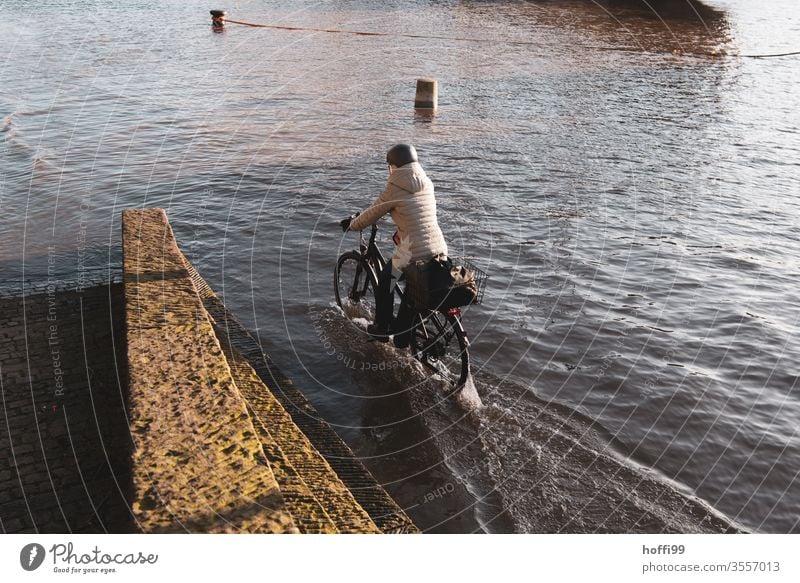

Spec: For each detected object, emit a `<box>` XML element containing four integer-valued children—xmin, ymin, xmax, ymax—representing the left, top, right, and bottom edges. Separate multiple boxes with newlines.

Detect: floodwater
<box><xmin>1</xmin><ymin>0</ymin><xmax>798</xmax><ymax>532</ymax></box>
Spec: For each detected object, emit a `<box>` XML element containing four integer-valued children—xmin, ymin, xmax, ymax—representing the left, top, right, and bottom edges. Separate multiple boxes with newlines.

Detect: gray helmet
<box><xmin>386</xmin><ymin>144</ymin><xmax>418</xmax><ymax>167</ymax></box>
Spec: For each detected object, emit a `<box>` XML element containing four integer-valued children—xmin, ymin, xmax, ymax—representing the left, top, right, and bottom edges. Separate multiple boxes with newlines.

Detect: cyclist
<box><xmin>341</xmin><ymin>144</ymin><xmax>448</xmax><ymax>342</ymax></box>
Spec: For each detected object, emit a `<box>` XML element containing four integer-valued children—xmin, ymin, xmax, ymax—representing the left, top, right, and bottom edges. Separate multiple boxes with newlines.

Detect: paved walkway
<box><xmin>0</xmin><ymin>283</ymin><xmax>133</xmax><ymax>533</ymax></box>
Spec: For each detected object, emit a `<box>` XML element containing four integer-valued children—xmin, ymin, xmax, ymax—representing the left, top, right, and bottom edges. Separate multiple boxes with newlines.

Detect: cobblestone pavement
<box><xmin>0</xmin><ymin>283</ymin><xmax>134</xmax><ymax>533</ymax></box>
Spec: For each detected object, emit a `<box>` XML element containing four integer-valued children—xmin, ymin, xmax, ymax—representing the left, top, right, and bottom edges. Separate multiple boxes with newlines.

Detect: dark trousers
<box><xmin>376</xmin><ymin>261</ymin><xmax>414</xmax><ymax>347</ymax></box>
<box><xmin>375</xmin><ymin>262</ymin><xmax>394</xmax><ymax>329</ymax></box>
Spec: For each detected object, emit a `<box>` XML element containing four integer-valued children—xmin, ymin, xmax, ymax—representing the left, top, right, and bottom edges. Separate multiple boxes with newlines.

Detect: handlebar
<box><xmin>340</xmin><ymin>214</ymin><xmax>378</xmax><ymax>235</ymax></box>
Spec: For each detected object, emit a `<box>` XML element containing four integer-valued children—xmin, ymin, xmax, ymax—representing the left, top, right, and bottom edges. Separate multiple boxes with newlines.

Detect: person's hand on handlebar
<box><xmin>340</xmin><ymin>213</ymin><xmax>359</xmax><ymax>232</ymax></box>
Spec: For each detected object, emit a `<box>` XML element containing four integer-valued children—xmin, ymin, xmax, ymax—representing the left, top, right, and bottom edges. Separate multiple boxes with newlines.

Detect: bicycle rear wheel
<box><xmin>334</xmin><ymin>252</ymin><xmax>379</xmax><ymax>323</ymax></box>
<box><xmin>411</xmin><ymin>310</ymin><xmax>470</xmax><ymax>390</ymax></box>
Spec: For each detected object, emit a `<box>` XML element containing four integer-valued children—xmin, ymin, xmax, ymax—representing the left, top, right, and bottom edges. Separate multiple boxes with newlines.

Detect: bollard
<box><xmin>210</xmin><ymin>9</ymin><xmax>227</xmax><ymax>29</ymax></box>
<box><xmin>414</xmin><ymin>78</ymin><xmax>438</xmax><ymax>111</ymax></box>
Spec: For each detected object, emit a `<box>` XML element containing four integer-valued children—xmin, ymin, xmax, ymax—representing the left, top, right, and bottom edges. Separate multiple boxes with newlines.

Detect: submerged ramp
<box><xmin>466</xmin><ymin>376</ymin><xmax>747</xmax><ymax>533</ymax></box>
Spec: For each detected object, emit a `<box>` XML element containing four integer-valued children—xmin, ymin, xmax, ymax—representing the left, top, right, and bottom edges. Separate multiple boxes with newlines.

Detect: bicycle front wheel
<box><xmin>334</xmin><ymin>252</ymin><xmax>379</xmax><ymax>323</ymax></box>
<box><xmin>411</xmin><ymin>310</ymin><xmax>470</xmax><ymax>390</ymax></box>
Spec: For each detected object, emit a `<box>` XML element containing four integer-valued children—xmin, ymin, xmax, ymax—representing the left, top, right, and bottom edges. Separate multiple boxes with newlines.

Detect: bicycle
<box><xmin>334</xmin><ymin>223</ymin><xmax>484</xmax><ymax>392</ymax></box>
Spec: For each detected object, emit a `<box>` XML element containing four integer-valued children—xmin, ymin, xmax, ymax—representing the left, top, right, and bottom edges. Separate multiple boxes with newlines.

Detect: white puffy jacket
<box><xmin>349</xmin><ymin>162</ymin><xmax>448</xmax><ymax>268</ymax></box>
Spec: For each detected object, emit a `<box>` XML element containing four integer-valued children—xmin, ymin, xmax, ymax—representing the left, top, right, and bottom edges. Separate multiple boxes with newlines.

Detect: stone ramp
<box><xmin>183</xmin><ymin>256</ymin><xmax>418</xmax><ymax>534</ymax></box>
<box><xmin>212</xmin><ymin>332</ymin><xmax>378</xmax><ymax>533</ymax></box>
<box><xmin>122</xmin><ymin>208</ymin><xmax>412</xmax><ymax>533</ymax></box>
<box><xmin>122</xmin><ymin>208</ymin><xmax>296</xmax><ymax>533</ymax></box>
<box><xmin>247</xmin><ymin>351</ymin><xmax>421</xmax><ymax>533</ymax></box>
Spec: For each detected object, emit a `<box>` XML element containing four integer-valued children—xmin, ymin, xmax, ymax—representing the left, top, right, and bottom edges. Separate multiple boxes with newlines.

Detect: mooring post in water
<box><xmin>210</xmin><ymin>9</ymin><xmax>227</xmax><ymax>29</ymax></box>
<box><xmin>414</xmin><ymin>78</ymin><xmax>438</xmax><ymax>111</ymax></box>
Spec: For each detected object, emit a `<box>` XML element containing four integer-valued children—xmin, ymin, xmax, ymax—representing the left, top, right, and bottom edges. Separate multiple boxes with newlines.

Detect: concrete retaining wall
<box><xmin>122</xmin><ymin>208</ymin><xmax>416</xmax><ymax>533</ymax></box>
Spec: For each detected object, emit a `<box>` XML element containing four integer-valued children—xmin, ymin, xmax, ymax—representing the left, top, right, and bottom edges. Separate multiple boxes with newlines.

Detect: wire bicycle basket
<box><xmin>454</xmin><ymin>257</ymin><xmax>488</xmax><ymax>304</ymax></box>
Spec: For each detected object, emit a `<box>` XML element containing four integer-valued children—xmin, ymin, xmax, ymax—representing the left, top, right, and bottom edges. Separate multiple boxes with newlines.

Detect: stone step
<box><xmin>182</xmin><ymin>255</ymin><xmax>418</xmax><ymax>533</ymax></box>
<box><xmin>220</xmin><ymin>337</ymin><xmax>380</xmax><ymax>534</ymax></box>
<box><xmin>180</xmin><ymin>257</ymin><xmax>380</xmax><ymax>533</ymax></box>
<box><xmin>247</xmin><ymin>413</ymin><xmax>340</xmax><ymax>533</ymax></box>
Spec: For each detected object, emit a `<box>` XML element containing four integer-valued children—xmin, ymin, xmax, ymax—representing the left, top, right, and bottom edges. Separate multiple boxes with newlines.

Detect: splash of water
<box><xmin>456</xmin><ymin>374</ymin><xmax>483</xmax><ymax>411</ymax></box>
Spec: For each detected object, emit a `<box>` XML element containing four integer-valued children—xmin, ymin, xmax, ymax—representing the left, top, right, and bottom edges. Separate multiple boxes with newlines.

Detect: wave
<box><xmin>319</xmin><ymin>305</ymin><xmax>745</xmax><ymax>533</ymax></box>
<box><xmin>0</xmin><ymin>111</ymin><xmax>60</xmax><ymax>172</ymax></box>
<box><xmin>474</xmin><ymin>375</ymin><xmax>743</xmax><ymax>533</ymax></box>
<box><xmin>1</xmin><ymin>112</ymin><xmax>14</xmax><ymax>132</ymax></box>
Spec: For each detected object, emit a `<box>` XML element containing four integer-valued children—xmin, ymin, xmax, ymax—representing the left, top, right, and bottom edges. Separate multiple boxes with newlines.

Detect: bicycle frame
<box><xmin>360</xmin><ymin>224</ymin><xmax>385</xmax><ymax>269</ymax></box>
<box><xmin>357</xmin><ymin>224</ymin><xmax>407</xmax><ymax>305</ymax></box>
